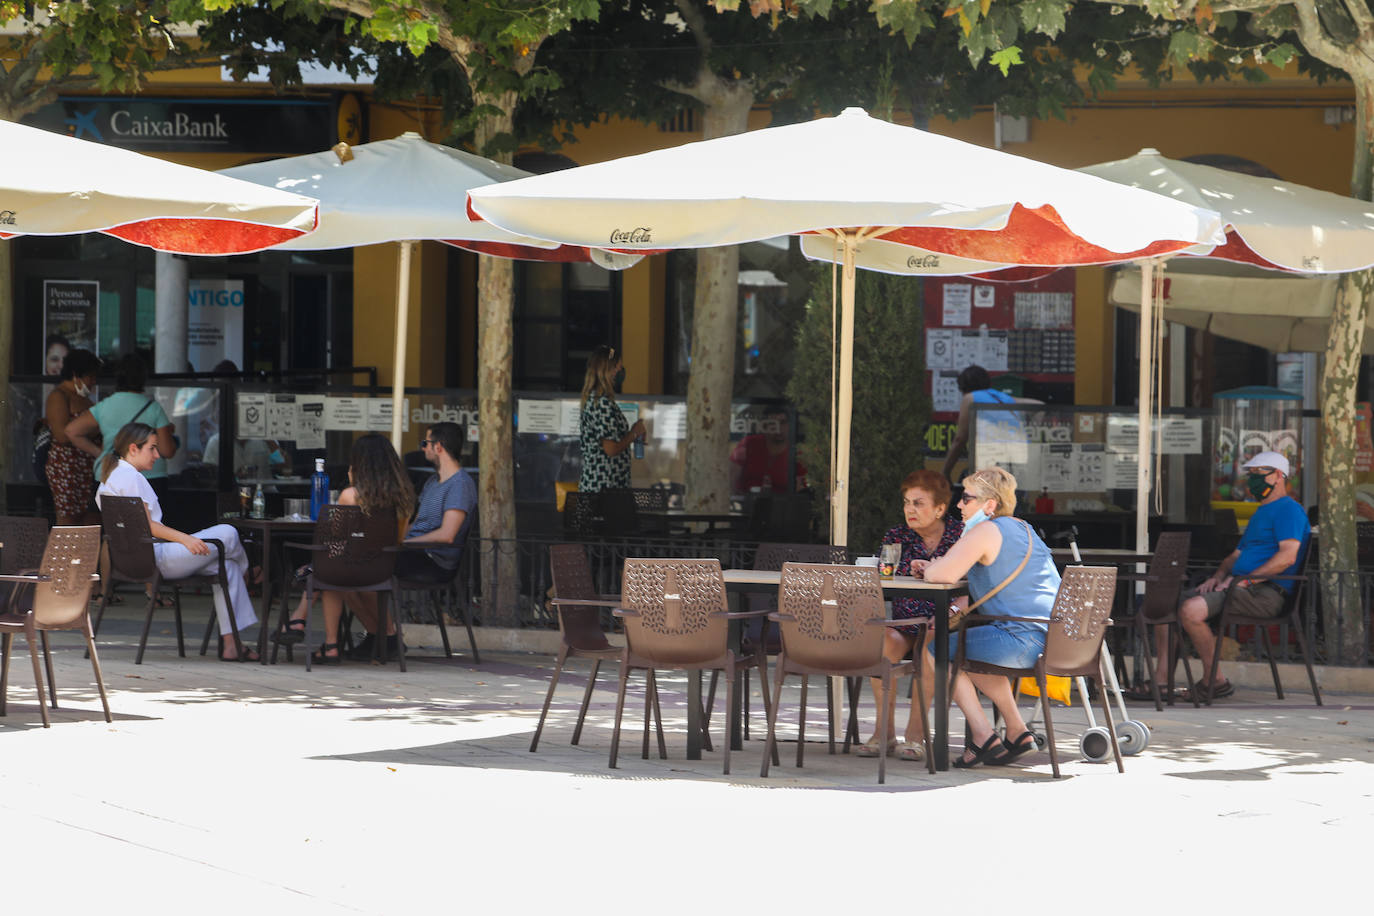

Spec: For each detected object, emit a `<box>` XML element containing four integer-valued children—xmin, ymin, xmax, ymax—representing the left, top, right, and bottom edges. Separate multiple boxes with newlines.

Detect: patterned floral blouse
<box><xmin>880</xmin><ymin>516</ymin><xmax>965</xmax><ymax>627</ymax></box>
<box><xmin>579</xmin><ymin>394</ymin><xmax>631</xmax><ymax>495</ymax></box>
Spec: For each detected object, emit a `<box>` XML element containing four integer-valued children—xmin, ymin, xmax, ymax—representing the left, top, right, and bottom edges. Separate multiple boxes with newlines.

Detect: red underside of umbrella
<box><xmin>884</xmin><ymin>203</ymin><xmax>1197</xmax><ymax>265</ymax></box>
<box><xmin>102</xmin><ymin>219</ymin><xmax>312</xmax><ymax>255</ymax></box>
<box><xmin>445</xmin><ymin>239</ymin><xmax>665</xmax><ymax>261</ymax></box>
<box><xmin>1196</xmin><ymin>230</ymin><xmax>1286</xmax><ymax>270</ymax></box>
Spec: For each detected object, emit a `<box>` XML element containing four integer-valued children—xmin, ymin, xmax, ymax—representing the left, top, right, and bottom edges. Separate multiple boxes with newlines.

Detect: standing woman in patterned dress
<box><xmin>858</xmin><ymin>469</ymin><xmax>964</xmax><ymax>763</ymax></box>
<box><xmin>578</xmin><ymin>345</ymin><xmax>645</xmax><ymax>500</ymax></box>
<box><xmin>45</xmin><ymin>348</ymin><xmax>102</xmax><ymax>525</ymax></box>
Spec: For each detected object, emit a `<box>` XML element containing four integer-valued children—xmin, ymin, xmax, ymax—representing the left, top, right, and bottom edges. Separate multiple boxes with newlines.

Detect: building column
<box><xmin>155</xmin><ymin>253</ymin><xmax>188</xmax><ymax>373</ymax></box>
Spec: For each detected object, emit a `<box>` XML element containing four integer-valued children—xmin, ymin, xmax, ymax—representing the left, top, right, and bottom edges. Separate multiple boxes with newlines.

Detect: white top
<box><xmin>96</xmin><ymin>459</ymin><xmax>162</xmax><ymax>523</ymax></box>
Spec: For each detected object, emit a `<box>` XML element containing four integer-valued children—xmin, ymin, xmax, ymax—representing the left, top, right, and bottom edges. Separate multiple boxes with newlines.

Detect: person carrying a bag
<box><xmin>921</xmin><ymin>467</ymin><xmax>1060</xmax><ymax>768</ymax></box>
<box><xmin>67</xmin><ymin>352</ymin><xmax>177</xmax><ymax>502</ymax></box>
<box><xmin>43</xmin><ymin>348</ymin><xmax>102</xmax><ymax>525</ymax></box>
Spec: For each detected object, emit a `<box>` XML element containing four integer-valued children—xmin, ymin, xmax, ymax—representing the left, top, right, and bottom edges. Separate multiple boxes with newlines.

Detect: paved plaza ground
<box><xmin>3</xmin><ymin>597</ymin><xmax>1371</xmax><ymax>913</ymax></box>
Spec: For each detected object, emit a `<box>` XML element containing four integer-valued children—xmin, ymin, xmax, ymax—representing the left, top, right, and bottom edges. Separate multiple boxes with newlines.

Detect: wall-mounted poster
<box><xmin>43</xmin><ymin>280</ymin><xmax>99</xmax><ymax>371</ymax></box>
<box><xmin>187</xmin><ymin>279</ymin><xmax>245</xmax><ymax>371</ymax></box>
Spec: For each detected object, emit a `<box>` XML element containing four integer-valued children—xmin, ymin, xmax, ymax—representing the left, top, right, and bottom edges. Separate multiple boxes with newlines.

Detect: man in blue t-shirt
<box><xmin>398</xmin><ymin>420</ymin><xmax>476</xmax><ymax>584</ymax></box>
<box><xmin>1157</xmin><ymin>450</ymin><xmax>1308</xmax><ymax>701</ymax></box>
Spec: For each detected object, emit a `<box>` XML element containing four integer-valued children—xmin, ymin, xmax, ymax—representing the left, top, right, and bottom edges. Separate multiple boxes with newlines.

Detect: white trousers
<box><xmin>153</xmin><ymin>523</ymin><xmax>257</xmax><ymax>635</ymax></box>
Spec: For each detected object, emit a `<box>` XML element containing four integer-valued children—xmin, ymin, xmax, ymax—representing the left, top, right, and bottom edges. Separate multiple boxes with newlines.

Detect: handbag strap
<box><xmin>130</xmin><ymin>397</ymin><xmax>155</xmax><ymax>425</ymax></box>
<box><xmin>964</xmin><ymin>518</ymin><xmax>1035</xmax><ymax>613</ymax></box>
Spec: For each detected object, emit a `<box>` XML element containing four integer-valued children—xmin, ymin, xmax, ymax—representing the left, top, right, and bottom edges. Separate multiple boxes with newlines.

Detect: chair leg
<box><xmin>1096</xmin><ymin>663</ymin><xmax>1125</xmax><ymax>774</ymax></box>
<box><xmin>843</xmin><ymin>677</ymin><xmax>860</xmax><ymax>753</ymax></box>
<box><xmin>1135</xmin><ymin>614</ymin><xmax>1164</xmax><ymax>712</ymax></box>
<box><xmin>877</xmin><ymin>672</ymin><xmax>891</xmax><ymax>785</ymax></box>
<box><xmin>457</xmin><ymin>593</ymin><xmax>480</xmax><ymax>664</ymax></box>
<box><xmin>1037</xmin><ymin>668</ymin><xmax>1059</xmax><ymax>778</ymax></box>
<box><xmin>642</xmin><ymin>669</ymin><xmax>654</xmax><ymax>760</ymax></box>
<box><xmin>1293</xmin><ymin>620</ymin><xmax>1323</xmax><ymax>705</ymax></box>
<box><xmin>1206</xmin><ymin>613</ymin><xmax>1227</xmax><ymax>707</ymax></box>
<box><xmin>25</xmin><ymin>626</ymin><xmax>50</xmax><ymax>728</ymax></box>
<box><xmin>742</xmin><ymin>667</ymin><xmax>751</xmax><ymax>741</ymax></box>
<box><xmin>650</xmin><ymin>672</ymin><xmax>666</xmax><ymax>759</ymax></box>
<box><xmin>1258</xmin><ymin>625</ymin><xmax>1283</xmax><ymax>699</ymax></box>
<box><xmin>135</xmin><ymin>588</ymin><xmax>159</xmax><ymax>666</ymax></box>
<box><xmin>761</xmin><ymin>663</ymin><xmax>786</xmax><ymax>778</ymax></box>
<box><xmin>723</xmin><ymin>661</ymin><xmax>736</xmax><ymax>775</ymax></box>
<box><xmin>1</xmin><ymin>632</ymin><xmax>11</xmax><ymax>716</ymax></box>
<box><xmin>703</xmin><ymin>669</ymin><xmax>719</xmax><ymax>731</ymax></box>
<box><xmin>825</xmin><ymin>676</ymin><xmax>836</xmax><ymax>755</ymax></box>
<box><xmin>530</xmin><ymin>645</ymin><xmax>569</xmax><ymax>752</ymax></box>
<box><xmin>572</xmin><ymin>658</ymin><xmax>600</xmax><ymax>746</ymax></box>
<box><xmin>609</xmin><ymin>659</ymin><xmax>631</xmax><ymax>769</ymax></box>
<box><xmin>40</xmin><ymin>631</ymin><xmax>57</xmax><ymax>708</ymax></box>
<box><xmin>796</xmin><ymin>675</ymin><xmax>808</xmax><ymax>769</ymax></box>
<box><xmin>696</xmin><ymin>671</ymin><xmax>714</xmax><ymax>754</ymax></box>
<box><xmin>911</xmin><ymin>658</ymin><xmax>936</xmax><ymax>775</ymax></box>
<box><xmin>388</xmin><ymin>589</ymin><xmax>407</xmax><ymax>673</ymax></box>
<box><xmin>84</xmin><ymin>625</ymin><xmax>113</xmax><ymax>724</ymax></box>
<box><xmin>432</xmin><ymin>590</ymin><xmax>453</xmax><ymax>659</ymax></box>
<box><xmin>756</xmin><ymin>650</ymin><xmax>778</xmax><ymax>766</ymax></box>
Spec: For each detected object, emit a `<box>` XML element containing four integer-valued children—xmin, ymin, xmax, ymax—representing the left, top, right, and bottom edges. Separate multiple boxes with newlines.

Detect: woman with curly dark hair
<box><xmin>275</xmin><ymin>434</ymin><xmax>416</xmax><ymax>664</ymax></box>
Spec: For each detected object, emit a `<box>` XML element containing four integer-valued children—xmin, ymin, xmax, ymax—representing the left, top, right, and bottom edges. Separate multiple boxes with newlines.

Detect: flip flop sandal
<box><xmin>895</xmin><ymin>740</ymin><xmax>925</xmax><ymax>762</ymax></box>
<box><xmin>217</xmin><ymin>636</ymin><xmax>260</xmax><ymax>662</ymax></box>
<box><xmin>310</xmin><ymin>643</ymin><xmax>342</xmax><ymax>667</ymax></box>
<box><xmin>856</xmin><ymin>738</ymin><xmax>897</xmax><ymax>758</ymax></box>
<box><xmin>988</xmin><ymin>730</ymin><xmax>1038</xmax><ymax>765</ymax></box>
<box><xmin>953</xmin><ymin>733</ymin><xmax>1003</xmax><ymax>769</ymax></box>
<box><xmin>1183</xmin><ymin>679</ymin><xmax>1234</xmax><ymax>702</ymax></box>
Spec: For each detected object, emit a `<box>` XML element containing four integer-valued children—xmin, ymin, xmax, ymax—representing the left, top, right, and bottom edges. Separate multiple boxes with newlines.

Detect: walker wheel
<box><xmin>1079</xmin><ymin>726</ymin><xmax>1114</xmax><ymax>762</ymax></box>
<box><xmin>1115</xmin><ymin>720</ymin><xmax>1150</xmax><ymax>755</ymax></box>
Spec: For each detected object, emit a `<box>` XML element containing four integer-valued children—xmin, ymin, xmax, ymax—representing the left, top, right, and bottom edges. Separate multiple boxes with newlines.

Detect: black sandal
<box><xmin>953</xmin><ymin>733</ymin><xmax>1003</xmax><ymax>769</ymax></box>
<box><xmin>271</xmin><ymin>618</ymin><xmax>308</xmax><ymax>645</ymax></box>
<box><xmin>217</xmin><ymin>635</ymin><xmax>260</xmax><ymax>662</ymax></box>
<box><xmin>311</xmin><ymin>643</ymin><xmax>341</xmax><ymax>666</ymax></box>
<box><xmin>988</xmin><ymin>730</ymin><xmax>1038</xmax><ymax>765</ymax></box>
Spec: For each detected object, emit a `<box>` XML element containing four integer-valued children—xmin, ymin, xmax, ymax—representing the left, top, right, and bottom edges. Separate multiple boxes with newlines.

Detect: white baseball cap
<box><xmin>1242</xmin><ymin>450</ymin><xmax>1290</xmax><ymax>477</ymax></box>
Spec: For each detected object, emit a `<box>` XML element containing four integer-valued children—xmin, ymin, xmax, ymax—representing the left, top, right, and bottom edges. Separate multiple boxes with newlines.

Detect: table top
<box><xmin>1051</xmin><ymin>548</ymin><xmax>1153</xmax><ymax>561</ymax></box>
<box><xmin>225</xmin><ymin>516</ymin><xmax>317</xmax><ymax>530</ymax></box>
<box><xmin>722</xmin><ymin>568</ymin><xmax>964</xmax><ymax>593</ymax></box>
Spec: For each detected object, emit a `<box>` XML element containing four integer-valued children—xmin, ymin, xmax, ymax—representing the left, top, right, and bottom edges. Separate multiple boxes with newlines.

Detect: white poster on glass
<box><xmin>187</xmin><ymin>279</ymin><xmax>245</xmax><ymax>372</ymax></box>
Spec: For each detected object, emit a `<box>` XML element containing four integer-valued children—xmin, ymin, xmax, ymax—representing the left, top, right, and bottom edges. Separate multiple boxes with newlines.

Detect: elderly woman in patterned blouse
<box><xmin>578</xmin><ymin>345</ymin><xmax>646</xmax><ymax>499</ymax></box>
<box><xmin>858</xmin><ymin>469</ymin><xmax>964</xmax><ymax>763</ymax></box>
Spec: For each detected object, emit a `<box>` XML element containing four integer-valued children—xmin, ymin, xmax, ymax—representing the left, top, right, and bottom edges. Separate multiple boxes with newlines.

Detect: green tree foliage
<box><xmin>788</xmin><ymin>266</ymin><xmax>930</xmax><ymax>551</ymax></box>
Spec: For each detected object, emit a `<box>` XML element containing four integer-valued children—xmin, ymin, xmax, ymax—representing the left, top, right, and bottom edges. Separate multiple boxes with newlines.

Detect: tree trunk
<box><xmin>683</xmin><ymin>84</ymin><xmax>753</xmax><ymax>512</ymax></box>
<box><xmin>1318</xmin><ymin>75</ymin><xmax>1374</xmax><ymax>665</ymax></box>
<box><xmin>473</xmin><ymin>88</ymin><xmax>521</xmax><ymax>625</ymax></box>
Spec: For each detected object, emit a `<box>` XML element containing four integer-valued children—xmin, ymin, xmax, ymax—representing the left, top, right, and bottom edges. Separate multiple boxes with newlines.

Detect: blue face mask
<box><xmin>962</xmin><ymin>507</ymin><xmax>990</xmax><ymax>531</ymax></box>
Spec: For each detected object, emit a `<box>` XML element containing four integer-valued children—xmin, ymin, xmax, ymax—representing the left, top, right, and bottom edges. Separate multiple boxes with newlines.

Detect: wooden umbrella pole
<box><xmin>390</xmin><ymin>240</ymin><xmax>414</xmax><ymax>452</ymax></box>
<box><xmin>1135</xmin><ymin>258</ymin><xmax>1155</xmax><ymax>556</ymax></box>
<box><xmin>833</xmin><ymin>230</ymin><xmax>859</xmax><ymax>547</ymax></box>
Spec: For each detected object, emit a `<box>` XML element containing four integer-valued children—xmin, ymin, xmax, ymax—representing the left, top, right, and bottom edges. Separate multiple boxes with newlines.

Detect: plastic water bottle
<box><xmin>251</xmin><ymin>484</ymin><xmax>266</xmax><ymax>519</ymax></box>
<box><xmin>632</xmin><ymin>437</ymin><xmax>645</xmax><ymax>460</ymax></box>
<box><xmin>310</xmin><ymin>458</ymin><xmax>330</xmax><ymax>521</ymax></box>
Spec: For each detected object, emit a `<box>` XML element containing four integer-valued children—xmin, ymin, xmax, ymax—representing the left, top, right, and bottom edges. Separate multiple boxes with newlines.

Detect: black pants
<box><xmin>395</xmin><ymin>550</ymin><xmax>453</xmax><ymax>584</ymax></box>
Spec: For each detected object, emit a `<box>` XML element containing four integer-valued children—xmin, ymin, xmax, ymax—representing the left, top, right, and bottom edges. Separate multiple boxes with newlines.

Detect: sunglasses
<box><xmin>957</xmin><ymin>494</ymin><xmax>981</xmax><ymax>506</ymax></box>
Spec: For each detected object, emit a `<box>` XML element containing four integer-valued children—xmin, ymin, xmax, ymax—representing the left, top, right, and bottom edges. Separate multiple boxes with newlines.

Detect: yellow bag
<box><xmin>1018</xmin><ymin>675</ymin><xmax>1073</xmax><ymax>706</ymax></box>
<box><xmin>555</xmin><ymin>480</ymin><xmax>579</xmax><ymax>512</ymax></box>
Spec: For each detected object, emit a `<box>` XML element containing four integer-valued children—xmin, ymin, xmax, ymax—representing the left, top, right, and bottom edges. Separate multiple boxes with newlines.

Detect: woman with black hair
<box><xmin>44</xmin><ymin>348</ymin><xmax>102</xmax><ymax>525</ymax></box>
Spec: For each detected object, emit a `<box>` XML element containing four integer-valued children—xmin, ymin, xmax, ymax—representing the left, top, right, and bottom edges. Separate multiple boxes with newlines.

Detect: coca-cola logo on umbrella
<box><xmin>0</xmin><ymin>210</ymin><xmax>16</xmax><ymax>225</ymax></box>
<box><xmin>609</xmin><ymin>227</ymin><xmax>652</xmax><ymax>244</ymax></box>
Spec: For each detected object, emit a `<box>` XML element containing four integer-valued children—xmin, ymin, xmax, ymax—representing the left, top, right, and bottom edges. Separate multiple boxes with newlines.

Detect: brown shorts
<box><xmin>1182</xmin><ymin>583</ymin><xmax>1286</xmax><ymax>620</ymax></box>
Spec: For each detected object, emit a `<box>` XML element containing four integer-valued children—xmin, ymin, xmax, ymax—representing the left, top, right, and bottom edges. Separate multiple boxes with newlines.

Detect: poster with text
<box><xmin>43</xmin><ymin>280</ymin><xmax>99</xmax><ymax>367</ymax></box>
<box><xmin>296</xmin><ymin>398</ymin><xmax>326</xmax><ymax>449</ymax></box>
<box><xmin>187</xmin><ymin>279</ymin><xmax>245</xmax><ymax>372</ymax></box>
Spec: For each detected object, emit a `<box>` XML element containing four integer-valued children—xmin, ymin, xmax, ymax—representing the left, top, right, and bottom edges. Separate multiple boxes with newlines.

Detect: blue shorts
<box><xmin>930</xmin><ymin>622</ymin><xmax>1045</xmax><ymax>670</ymax></box>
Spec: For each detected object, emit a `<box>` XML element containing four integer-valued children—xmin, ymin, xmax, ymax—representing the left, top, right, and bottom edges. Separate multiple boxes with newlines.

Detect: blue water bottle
<box><xmin>310</xmin><ymin>458</ymin><xmax>330</xmax><ymax>521</ymax></box>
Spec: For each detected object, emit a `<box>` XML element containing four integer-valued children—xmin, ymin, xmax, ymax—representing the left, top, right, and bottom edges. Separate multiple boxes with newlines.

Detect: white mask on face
<box><xmin>73</xmin><ymin>379</ymin><xmax>90</xmax><ymax>398</ymax></box>
<box><xmin>962</xmin><ymin>507</ymin><xmax>990</xmax><ymax>532</ymax></box>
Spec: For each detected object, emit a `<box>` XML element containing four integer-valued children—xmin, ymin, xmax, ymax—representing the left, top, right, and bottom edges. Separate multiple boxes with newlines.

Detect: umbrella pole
<box><xmin>391</xmin><ymin>240</ymin><xmax>415</xmax><ymax>452</ymax></box>
<box><xmin>833</xmin><ymin>230</ymin><xmax>858</xmax><ymax>547</ymax></box>
<box><xmin>1136</xmin><ymin>259</ymin><xmax>1155</xmax><ymax>556</ymax></box>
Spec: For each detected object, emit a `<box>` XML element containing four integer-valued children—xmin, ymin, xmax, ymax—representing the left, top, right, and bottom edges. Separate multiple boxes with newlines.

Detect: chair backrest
<box><xmin>629</xmin><ymin>488</ymin><xmax>668</xmax><ymax>512</ymax></box>
<box><xmin>549</xmin><ymin>543</ymin><xmax>612</xmax><ymax>651</ymax></box>
<box><xmin>0</xmin><ymin>516</ymin><xmax>51</xmax><ymax>575</ymax></box>
<box><xmin>1043</xmin><ymin>565</ymin><xmax>1119</xmax><ymax>677</ymax></box>
<box><xmin>1140</xmin><ymin>531</ymin><xmax>1191</xmax><ymax>620</ymax></box>
<box><xmin>620</xmin><ymin>558</ymin><xmax>728</xmax><ymax>665</ymax></box>
<box><xmin>598</xmin><ymin>489</ymin><xmax>642</xmax><ymax>536</ymax></box>
<box><xmin>775</xmin><ymin>563</ymin><xmax>887</xmax><ymax>670</ymax></box>
<box><xmin>311</xmin><ymin>505</ymin><xmax>398</xmax><ymax>588</ymax></box>
<box><xmin>562</xmin><ymin>492</ymin><xmax>597</xmax><ymax>539</ymax></box>
<box><xmin>1276</xmin><ymin>532</ymin><xmax>1314</xmax><ymax>619</ymax></box>
<box><xmin>100</xmin><ymin>496</ymin><xmax>159</xmax><ymax>582</ymax></box>
<box><xmin>31</xmin><ymin>526</ymin><xmax>102</xmax><ymax>629</ymax></box>
<box><xmin>753</xmin><ymin>542</ymin><xmax>848</xmax><ymax>570</ymax></box>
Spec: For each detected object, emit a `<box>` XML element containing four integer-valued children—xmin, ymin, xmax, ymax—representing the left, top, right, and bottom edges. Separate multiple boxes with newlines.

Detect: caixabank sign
<box><xmin>23</xmin><ymin>96</ymin><xmax>334</xmax><ymax>154</ymax></box>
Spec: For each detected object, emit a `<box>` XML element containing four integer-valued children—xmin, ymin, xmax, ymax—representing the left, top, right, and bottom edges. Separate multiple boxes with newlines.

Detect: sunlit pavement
<box><xmin>2</xmin><ymin>596</ymin><xmax>1371</xmax><ymax>912</ymax></box>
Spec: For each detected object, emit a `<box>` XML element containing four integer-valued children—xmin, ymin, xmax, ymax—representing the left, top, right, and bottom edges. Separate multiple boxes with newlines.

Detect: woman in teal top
<box><xmin>923</xmin><ymin>467</ymin><xmax>1060</xmax><ymax>769</ymax></box>
<box><xmin>67</xmin><ymin>353</ymin><xmax>177</xmax><ymax>501</ymax></box>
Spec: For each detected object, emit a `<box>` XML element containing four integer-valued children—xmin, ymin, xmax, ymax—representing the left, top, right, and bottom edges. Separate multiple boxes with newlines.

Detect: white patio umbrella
<box><xmin>221</xmin><ymin>132</ymin><xmax>638</xmax><ymax>448</ymax></box>
<box><xmin>468</xmin><ymin>107</ymin><xmax>1226</xmax><ymax>545</ymax></box>
<box><xmin>0</xmin><ymin>120</ymin><xmax>318</xmax><ymax>254</ymax></box>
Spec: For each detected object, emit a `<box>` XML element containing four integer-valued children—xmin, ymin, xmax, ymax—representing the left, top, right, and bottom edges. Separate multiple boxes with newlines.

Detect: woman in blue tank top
<box><xmin>923</xmin><ymin>467</ymin><xmax>1060</xmax><ymax>768</ymax></box>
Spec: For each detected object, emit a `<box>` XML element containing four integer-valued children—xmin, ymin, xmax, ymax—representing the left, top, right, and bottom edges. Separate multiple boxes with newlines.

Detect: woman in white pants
<box><xmin>96</xmin><ymin>422</ymin><xmax>259</xmax><ymax>660</ymax></box>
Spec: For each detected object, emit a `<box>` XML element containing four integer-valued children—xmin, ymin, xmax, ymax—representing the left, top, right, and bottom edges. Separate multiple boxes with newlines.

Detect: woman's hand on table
<box><xmin>909</xmin><ymin>559</ymin><xmax>931</xmax><ymax>579</ymax></box>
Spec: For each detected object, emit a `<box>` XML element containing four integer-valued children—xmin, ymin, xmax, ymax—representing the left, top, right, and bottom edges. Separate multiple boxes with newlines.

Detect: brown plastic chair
<box><xmin>609</xmin><ymin>557</ymin><xmax>767</xmax><ymax>774</ymax></box>
<box><xmin>761</xmin><ymin>563</ymin><xmax>932</xmax><ymax>784</ymax></box>
<box><xmin>953</xmin><ymin>565</ymin><xmax>1122</xmax><ymax>778</ymax></box>
<box><xmin>0</xmin><ymin>526</ymin><xmax>110</xmax><ymax>728</ymax></box>
<box><xmin>281</xmin><ymin>504</ymin><xmax>402</xmax><ymax>671</ymax></box>
<box><xmin>1128</xmin><ymin>531</ymin><xmax>1193</xmax><ymax>710</ymax></box>
<box><xmin>530</xmin><ymin>543</ymin><xmax>662</xmax><ymax>753</ymax></box>
<box><xmin>1203</xmin><ymin>539</ymin><xmax>1320</xmax><ymax>706</ymax></box>
<box><xmin>0</xmin><ymin>517</ymin><xmax>52</xmax><ymax>695</ymax></box>
<box><xmin>92</xmin><ymin>496</ymin><xmax>238</xmax><ymax>665</ymax></box>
